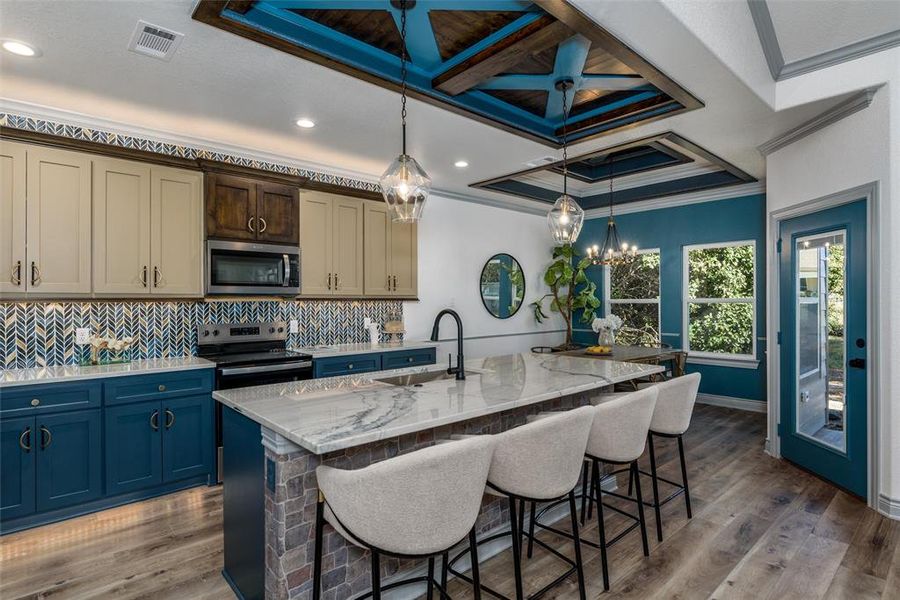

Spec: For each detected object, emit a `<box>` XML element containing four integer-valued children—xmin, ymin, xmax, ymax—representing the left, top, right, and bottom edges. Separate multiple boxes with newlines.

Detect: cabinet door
<box><xmin>1</xmin><ymin>417</ymin><xmax>35</xmax><ymax>521</ymax></box>
<box><xmin>257</xmin><ymin>182</ymin><xmax>299</xmax><ymax>245</ymax></box>
<box><xmin>92</xmin><ymin>158</ymin><xmax>152</xmax><ymax>295</ymax></box>
<box><xmin>0</xmin><ymin>141</ymin><xmax>26</xmax><ymax>294</ymax></box>
<box><xmin>206</xmin><ymin>173</ymin><xmax>257</xmax><ymax>241</ymax></box>
<box><xmin>300</xmin><ymin>192</ymin><xmax>333</xmax><ymax>295</ymax></box>
<box><xmin>105</xmin><ymin>401</ymin><xmax>163</xmax><ymax>495</ymax></box>
<box><xmin>332</xmin><ymin>197</ymin><xmax>364</xmax><ymax>296</ymax></box>
<box><xmin>162</xmin><ymin>395</ymin><xmax>212</xmax><ymax>483</ymax></box>
<box><xmin>390</xmin><ymin>220</ymin><xmax>418</xmax><ymax>296</ymax></box>
<box><xmin>151</xmin><ymin>167</ymin><xmax>202</xmax><ymax>296</ymax></box>
<box><xmin>25</xmin><ymin>146</ymin><xmax>92</xmax><ymax>294</ymax></box>
<box><xmin>35</xmin><ymin>410</ymin><xmax>102</xmax><ymax>512</ymax></box>
<box><xmin>363</xmin><ymin>201</ymin><xmax>391</xmax><ymax>296</ymax></box>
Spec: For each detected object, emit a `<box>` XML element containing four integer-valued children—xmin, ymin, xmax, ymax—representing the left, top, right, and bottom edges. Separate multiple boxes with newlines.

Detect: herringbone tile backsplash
<box><xmin>0</xmin><ymin>300</ymin><xmax>402</xmax><ymax>369</ymax></box>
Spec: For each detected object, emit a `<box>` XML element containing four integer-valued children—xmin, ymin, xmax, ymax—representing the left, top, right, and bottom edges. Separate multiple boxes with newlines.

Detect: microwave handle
<box><xmin>283</xmin><ymin>254</ymin><xmax>290</xmax><ymax>287</ymax></box>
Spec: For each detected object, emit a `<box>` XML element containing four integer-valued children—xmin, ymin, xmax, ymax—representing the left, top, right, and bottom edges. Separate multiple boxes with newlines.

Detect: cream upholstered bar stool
<box><xmin>529</xmin><ymin>387</ymin><xmax>658</xmax><ymax>592</ymax></box>
<box><xmin>446</xmin><ymin>405</ymin><xmax>595</xmax><ymax>600</ymax></box>
<box><xmin>312</xmin><ymin>436</ymin><xmax>496</xmax><ymax>600</ymax></box>
<box><xmin>633</xmin><ymin>372</ymin><xmax>701</xmax><ymax>542</ymax></box>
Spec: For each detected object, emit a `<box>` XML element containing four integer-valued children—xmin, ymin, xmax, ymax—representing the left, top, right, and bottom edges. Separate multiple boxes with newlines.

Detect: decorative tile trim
<box><xmin>0</xmin><ymin>112</ymin><xmax>380</xmax><ymax>194</ymax></box>
<box><xmin>0</xmin><ymin>300</ymin><xmax>402</xmax><ymax>370</ymax></box>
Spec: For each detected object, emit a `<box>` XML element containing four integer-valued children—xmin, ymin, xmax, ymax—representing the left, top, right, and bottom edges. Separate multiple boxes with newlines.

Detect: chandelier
<box><xmin>379</xmin><ymin>0</ymin><xmax>431</xmax><ymax>223</ymax></box>
<box><xmin>586</xmin><ymin>155</ymin><xmax>638</xmax><ymax>266</ymax></box>
<box><xmin>547</xmin><ymin>78</ymin><xmax>584</xmax><ymax>245</ymax></box>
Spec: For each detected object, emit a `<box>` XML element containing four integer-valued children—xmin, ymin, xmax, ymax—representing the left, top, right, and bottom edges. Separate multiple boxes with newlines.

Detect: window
<box><xmin>683</xmin><ymin>241</ymin><xmax>755</xmax><ymax>359</ymax></box>
<box><xmin>605</xmin><ymin>250</ymin><xmax>661</xmax><ymax>346</ymax></box>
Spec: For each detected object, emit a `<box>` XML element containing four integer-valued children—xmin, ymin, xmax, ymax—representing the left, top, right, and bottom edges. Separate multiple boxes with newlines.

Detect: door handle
<box><xmin>283</xmin><ymin>254</ymin><xmax>290</xmax><ymax>287</ymax></box>
<box><xmin>165</xmin><ymin>409</ymin><xmax>175</xmax><ymax>429</ymax></box>
<box><xmin>150</xmin><ymin>409</ymin><xmax>159</xmax><ymax>431</ymax></box>
<box><xmin>31</xmin><ymin>262</ymin><xmax>41</xmax><ymax>286</ymax></box>
<box><xmin>39</xmin><ymin>426</ymin><xmax>51</xmax><ymax>449</ymax></box>
<box><xmin>248</xmin><ymin>217</ymin><xmax>256</xmax><ymax>233</ymax></box>
<box><xmin>327</xmin><ymin>273</ymin><xmax>332</xmax><ymax>290</ymax></box>
<box><xmin>258</xmin><ymin>217</ymin><xmax>267</xmax><ymax>233</ymax></box>
<box><xmin>153</xmin><ymin>266</ymin><xmax>161</xmax><ymax>288</ymax></box>
<box><xmin>335</xmin><ymin>273</ymin><xmax>340</xmax><ymax>289</ymax></box>
<box><xmin>19</xmin><ymin>427</ymin><xmax>31</xmax><ymax>452</ymax></box>
<box><xmin>11</xmin><ymin>260</ymin><xmax>21</xmax><ymax>286</ymax></box>
<box><xmin>392</xmin><ymin>275</ymin><xmax>398</xmax><ymax>291</ymax></box>
<box><xmin>849</xmin><ymin>358</ymin><xmax>866</xmax><ymax>369</ymax></box>
<box><xmin>141</xmin><ymin>265</ymin><xmax>148</xmax><ymax>287</ymax></box>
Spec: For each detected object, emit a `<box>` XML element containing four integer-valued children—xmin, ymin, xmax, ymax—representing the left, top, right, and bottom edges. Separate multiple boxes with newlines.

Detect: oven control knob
<box><xmin>212</xmin><ymin>329</ymin><xmax>220</xmax><ymax>337</ymax></box>
<box><xmin>202</xmin><ymin>329</ymin><xmax>210</xmax><ymax>337</ymax></box>
<box><xmin>277</xmin><ymin>327</ymin><xmax>284</xmax><ymax>333</ymax></box>
<box><xmin>269</xmin><ymin>327</ymin><xmax>276</xmax><ymax>334</ymax></box>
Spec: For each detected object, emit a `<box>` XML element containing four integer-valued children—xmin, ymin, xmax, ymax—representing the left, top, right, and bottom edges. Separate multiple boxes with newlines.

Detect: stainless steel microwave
<box><xmin>206</xmin><ymin>240</ymin><xmax>300</xmax><ymax>296</ymax></box>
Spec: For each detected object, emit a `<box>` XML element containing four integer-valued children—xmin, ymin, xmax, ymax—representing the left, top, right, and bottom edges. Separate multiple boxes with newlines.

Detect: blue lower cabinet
<box><xmin>105</xmin><ymin>401</ymin><xmax>164</xmax><ymax>495</ymax></box>
<box><xmin>35</xmin><ymin>410</ymin><xmax>103</xmax><ymax>512</ymax></box>
<box><xmin>313</xmin><ymin>353</ymin><xmax>382</xmax><ymax>378</ymax></box>
<box><xmin>382</xmin><ymin>348</ymin><xmax>437</xmax><ymax>370</ymax></box>
<box><xmin>1</xmin><ymin>417</ymin><xmax>36</xmax><ymax>521</ymax></box>
<box><xmin>162</xmin><ymin>395</ymin><xmax>213</xmax><ymax>483</ymax></box>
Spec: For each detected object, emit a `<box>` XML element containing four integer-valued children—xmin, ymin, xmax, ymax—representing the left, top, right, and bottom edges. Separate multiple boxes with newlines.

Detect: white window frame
<box><xmin>682</xmin><ymin>240</ymin><xmax>757</xmax><ymax>361</ymax></box>
<box><xmin>604</xmin><ymin>248</ymin><xmax>662</xmax><ymax>344</ymax></box>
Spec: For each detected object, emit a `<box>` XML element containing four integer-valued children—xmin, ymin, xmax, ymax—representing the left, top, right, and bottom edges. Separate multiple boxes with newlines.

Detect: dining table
<box><xmin>557</xmin><ymin>345</ymin><xmax>688</xmax><ymax>380</ymax></box>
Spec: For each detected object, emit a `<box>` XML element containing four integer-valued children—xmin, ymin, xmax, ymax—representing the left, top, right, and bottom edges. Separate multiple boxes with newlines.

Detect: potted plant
<box><xmin>530</xmin><ymin>244</ymin><xmax>601</xmax><ymax>351</ymax></box>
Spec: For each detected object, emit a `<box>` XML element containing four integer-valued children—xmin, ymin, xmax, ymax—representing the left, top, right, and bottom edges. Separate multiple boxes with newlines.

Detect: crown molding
<box><xmin>747</xmin><ymin>0</ymin><xmax>784</xmax><ymax>80</ymax></box>
<box><xmin>583</xmin><ymin>181</ymin><xmax>764</xmax><ymax>218</ymax></box>
<box><xmin>758</xmin><ymin>87</ymin><xmax>881</xmax><ymax>156</ymax></box>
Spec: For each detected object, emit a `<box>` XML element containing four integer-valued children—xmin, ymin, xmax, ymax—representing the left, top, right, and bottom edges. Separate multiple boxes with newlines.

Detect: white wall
<box><xmin>766</xmin><ymin>79</ymin><xmax>900</xmax><ymax>514</ymax></box>
<box><xmin>403</xmin><ymin>193</ymin><xmax>565</xmax><ymax>361</ymax></box>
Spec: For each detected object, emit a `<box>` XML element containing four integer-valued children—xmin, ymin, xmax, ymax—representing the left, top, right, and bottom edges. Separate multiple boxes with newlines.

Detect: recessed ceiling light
<box><xmin>295</xmin><ymin>118</ymin><xmax>316</xmax><ymax>129</ymax></box>
<box><xmin>454</xmin><ymin>160</ymin><xmax>469</xmax><ymax>168</ymax></box>
<box><xmin>1</xmin><ymin>39</ymin><xmax>40</xmax><ymax>57</ymax></box>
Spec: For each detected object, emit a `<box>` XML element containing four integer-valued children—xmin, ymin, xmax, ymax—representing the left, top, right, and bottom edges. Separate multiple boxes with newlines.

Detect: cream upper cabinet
<box><xmin>300</xmin><ymin>192</ymin><xmax>333</xmax><ymax>295</ymax></box>
<box><xmin>0</xmin><ymin>141</ymin><xmax>27</xmax><ymax>294</ymax></box>
<box><xmin>332</xmin><ymin>197</ymin><xmax>364</xmax><ymax>296</ymax></box>
<box><xmin>93</xmin><ymin>158</ymin><xmax>152</xmax><ymax>295</ymax></box>
<box><xmin>26</xmin><ymin>145</ymin><xmax>93</xmax><ymax>295</ymax></box>
<box><xmin>363</xmin><ymin>201</ymin><xmax>418</xmax><ymax>297</ymax></box>
<box><xmin>150</xmin><ymin>167</ymin><xmax>202</xmax><ymax>296</ymax></box>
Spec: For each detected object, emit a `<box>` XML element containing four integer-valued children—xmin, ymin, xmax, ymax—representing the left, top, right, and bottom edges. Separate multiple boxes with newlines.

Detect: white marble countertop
<box><xmin>0</xmin><ymin>357</ymin><xmax>215</xmax><ymax>387</ymax></box>
<box><xmin>213</xmin><ymin>352</ymin><xmax>663</xmax><ymax>455</ymax></box>
<box><xmin>292</xmin><ymin>340</ymin><xmax>439</xmax><ymax>358</ymax></box>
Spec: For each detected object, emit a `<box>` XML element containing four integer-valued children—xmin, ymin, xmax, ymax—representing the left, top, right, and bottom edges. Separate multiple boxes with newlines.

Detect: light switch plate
<box><xmin>75</xmin><ymin>328</ymin><xmax>91</xmax><ymax>345</ymax></box>
<box><xmin>289</xmin><ymin>319</ymin><xmax>299</xmax><ymax>334</ymax></box>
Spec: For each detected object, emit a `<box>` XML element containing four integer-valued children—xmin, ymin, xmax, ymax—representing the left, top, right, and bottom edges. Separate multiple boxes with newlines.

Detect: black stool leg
<box><xmin>631</xmin><ymin>461</ymin><xmax>650</xmax><ymax>556</ymax></box>
<box><xmin>508</xmin><ymin>497</ymin><xmax>525</xmax><ymax>600</ymax></box>
<box><xmin>518</xmin><ymin>498</ymin><xmax>526</xmax><ymax>556</ymax></box>
<box><xmin>468</xmin><ymin>527</ymin><xmax>482</xmax><ymax>600</ymax></box>
<box><xmin>313</xmin><ymin>498</ymin><xmax>325</xmax><ymax>600</ymax></box>
<box><xmin>648</xmin><ymin>433</ymin><xmax>663</xmax><ymax>542</ymax></box>
<box><xmin>586</xmin><ymin>465</ymin><xmax>594</xmax><ymax>521</ymax></box>
<box><xmin>580</xmin><ymin>461</ymin><xmax>589</xmax><ymax>525</ymax></box>
<box><xmin>567</xmin><ymin>490</ymin><xmax>587</xmax><ymax>600</ymax></box>
<box><xmin>591</xmin><ymin>459</ymin><xmax>610</xmax><ymax>591</ymax></box>
<box><xmin>427</xmin><ymin>556</ymin><xmax>435</xmax><ymax>599</ymax></box>
<box><xmin>678</xmin><ymin>435</ymin><xmax>693</xmax><ymax>519</ymax></box>
<box><xmin>627</xmin><ymin>466</ymin><xmax>634</xmax><ymax>497</ymax></box>
<box><xmin>527</xmin><ymin>501</ymin><xmax>536</xmax><ymax>559</ymax></box>
<box><xmin>441</xmin><ymin>551</ymin><xmax>449</xmax><ymax>598</ymax></box>
<box><xmin>371</xmin><ymin>550</ymin><xmax>381</xmax><ymax>600</ymax></box>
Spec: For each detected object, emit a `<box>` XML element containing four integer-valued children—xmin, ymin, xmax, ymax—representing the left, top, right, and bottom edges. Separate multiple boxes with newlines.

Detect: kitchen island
<box><xmin>213</xmin><ymin>352</ymin><xmax>663</xmax><ymax>600</ymax></box>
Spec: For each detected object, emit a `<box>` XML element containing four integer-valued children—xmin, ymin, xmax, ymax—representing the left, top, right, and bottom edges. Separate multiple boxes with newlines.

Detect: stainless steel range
<box><xmin>197</xmin><ymin>321</ymin><xmax>313</xmax><ymax>482</ymax></box>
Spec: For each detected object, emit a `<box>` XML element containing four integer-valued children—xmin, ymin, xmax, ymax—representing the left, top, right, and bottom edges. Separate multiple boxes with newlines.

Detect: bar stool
<box><xmin>530</xmin><ymin>387</ymin><xmax>658</xmax><ymax>592</ymax></box>
<box><xmin>635</xmin><ymin>372</ymin><xmax>701</xmax><ymax>542</ymax></box>
<box><xmin>447</xmin><ymin>405</ymin><xmax>596</xmax><ymax>600</ymax></box>
<box><xmin>313</xmin><ymin>435</ymin><xmax>496</xmax><ymax>600</ymax></box>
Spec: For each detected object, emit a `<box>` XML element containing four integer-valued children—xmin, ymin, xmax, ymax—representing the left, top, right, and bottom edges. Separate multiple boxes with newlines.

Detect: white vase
<box><xmin>597</xmin><ymin>329</ymin><xmax>615</xmax><ymax>346</ymax></box>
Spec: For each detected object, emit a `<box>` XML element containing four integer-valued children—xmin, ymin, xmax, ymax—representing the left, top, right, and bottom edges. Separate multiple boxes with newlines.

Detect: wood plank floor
<box><xmin>2</xmin><ymin>405</ymin><xmax>898</xmax><ymax>600</ymax></box>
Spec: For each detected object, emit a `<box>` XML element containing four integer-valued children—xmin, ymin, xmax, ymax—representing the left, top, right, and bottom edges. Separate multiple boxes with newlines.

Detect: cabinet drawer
<box><xmin>104</xmin><ymin>370</ymin><xmax>214</xmax><ymax>406</ymax></box>
<box><xmin>1</xmin><ymin>382</ymin><xmax>101</xmax><ymax>418</ymax></box>
<box><xmin>314</xmin><ymin>354</ymin><xmax>382</xmax><ymax>378</ymax></box>
<box><xmin>382</xmin><ymin>348</ymin><xmax>437</xmax><ymax>370</ymax></box>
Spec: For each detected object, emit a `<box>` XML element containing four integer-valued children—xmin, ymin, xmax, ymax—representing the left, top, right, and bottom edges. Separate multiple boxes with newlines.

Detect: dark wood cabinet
<box><xmin>205</xmin><ymin>173</ymin><xmax>299</xmax><ymax>245</ymax></box>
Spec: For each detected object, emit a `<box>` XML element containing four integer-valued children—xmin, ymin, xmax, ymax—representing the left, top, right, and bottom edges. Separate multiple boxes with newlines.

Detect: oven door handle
<box><xmin>283</xmin><ymin>254</ymin><xmax>290</xmax><ymax>287</ymax></box>
<box><xmin>219</xmin><ymin>361</ymin><xmax>312</xmax><ymax>376</ymax></box>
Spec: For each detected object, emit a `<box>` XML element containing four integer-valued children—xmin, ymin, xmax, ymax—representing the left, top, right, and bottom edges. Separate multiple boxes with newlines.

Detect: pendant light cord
<box><xmin>608</xmin><ymin>154</ymin><xmax>614</xmax><ymax>220</ymax></box>
<box><xmin>400</xmin><ymin>1</ymin><xmax>408</xmax><ymax>156</ymax></box>
<box><xmin>561</xmin><ymin>84</ymin><xmax>569</xmax><ymax>198</ymax></box>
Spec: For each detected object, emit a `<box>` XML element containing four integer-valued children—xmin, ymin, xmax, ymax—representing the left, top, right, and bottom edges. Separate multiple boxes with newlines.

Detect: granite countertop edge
<box><xmin>0</xmin><ymin>357</ymin><xmax>216</xmax><ymax>387</ymax></box>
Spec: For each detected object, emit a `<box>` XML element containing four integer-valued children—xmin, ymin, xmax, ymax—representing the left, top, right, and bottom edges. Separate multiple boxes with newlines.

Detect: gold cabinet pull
<box><xmin>11</xmin><ymin>260</ymin><xmax>21</xmax><ymax>286</ymax></box>
<box><xmin>19</xmin><ymin>427</ymin><xmax>31</xmax><ymax>452</ymax></box>
<box><xmin>165</xmin><ymin>409</ymin><xmax>175</xmax><ymax>429</ymax></box>
<box><xmin>247</xmin><ymin>217</ymin><xmax>256</xmax><ymax>233</ymax></box>
<box><xmin>335</xmin><ymin>273</ymin><xmax>340</xmax><ymax>289</ymax></box>
<box><xmin>387</xmin><ymin>275</ymin><xmax>391</xmax><ymax>291</ymax></box>
<box><xmin>141</xmin><ymin>266</ymin><xmax>148</xmax><ymax>287</ymax></box>
<box><xmin>153</xmin><ymin>266</ymin><xmax>161</xmax><ymax>288</ymax></box>
<box><xmin>30</xmin><ymin>262</ymin><xmax>41</xmax><ymax>286</ymax></box>
<box><xmin>392</xmin><ymin>275</ymin><xmax>398</xmax><ymax>291</ymax></box>
<box><xmin>39</xmin><ymin>425</ymin><xmax>51</xmax><ymax>449</ymax></box>
<box><xmin>327</xmin><ymin>273</ymin><xmax>332</xmax><ymax>290</ymax></box>
<box><xmin>258</xmin><ymin>217</ymin><xmax>267</xmax><ymax>233</ymax></box>
<box><xmin>31</xmin><ymin>398</ymin><xmax>40</xmax><ymax>407</ymax></box>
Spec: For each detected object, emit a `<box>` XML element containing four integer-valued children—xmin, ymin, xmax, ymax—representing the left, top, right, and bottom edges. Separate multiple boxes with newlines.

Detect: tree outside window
<box><xmin>606</xmin><ymin>250</ymin><xmax>660</xmax><ymax>346</ymax></box>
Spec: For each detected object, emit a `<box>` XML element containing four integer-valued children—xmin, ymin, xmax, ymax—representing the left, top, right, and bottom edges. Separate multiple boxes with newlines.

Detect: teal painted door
<box><xmin>162</xmin><ymin>396</ymin><xmax>212</xmax><ymax>483</ymax></box>
<box><xmin>105</xmin><ymin>401</ymin><xmax>163</xmax><ymax>495</ymax></box>
<box><xmin>779</xmin><ymin>199</ymin><xmax>867</xmax><ymax>498</ymax></box>
<box><xmin>1</xmin><ymin>417</ymin><xmax>36</xmax><ymax>520</ymax></box>
<box><xmin>35</xmin><ymin>410</ymin><xmax>103</xmax><ymax>511</ymax></box>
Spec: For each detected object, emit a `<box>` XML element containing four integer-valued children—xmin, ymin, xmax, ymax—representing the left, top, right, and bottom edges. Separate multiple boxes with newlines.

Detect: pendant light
<box><xmin>586</xmin><ymin>155</ymin><xmax>638</xmax><ymax>265</ymax></box>
<box><xmin>379</xmin><ymin>0</ymin><xmax>431</xmax><ymax>223</ymax></box>
<box><xmin>547</xmin><ymin>79</ymin><xmax>584</xmax><ymax>245</ymax></box>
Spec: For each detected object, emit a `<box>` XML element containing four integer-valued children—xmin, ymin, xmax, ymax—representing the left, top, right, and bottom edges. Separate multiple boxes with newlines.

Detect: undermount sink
<box><xmin>375</xmin><ymin>370</ymin><xmax>477</xmax><ymax>387</ymax></box>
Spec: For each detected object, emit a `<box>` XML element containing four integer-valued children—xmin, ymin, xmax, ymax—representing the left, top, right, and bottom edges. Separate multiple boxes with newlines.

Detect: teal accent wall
<box><xmin>574</xmin><ymin>194</ymin><xmax>767</xmax><ymax>402</ymax></box>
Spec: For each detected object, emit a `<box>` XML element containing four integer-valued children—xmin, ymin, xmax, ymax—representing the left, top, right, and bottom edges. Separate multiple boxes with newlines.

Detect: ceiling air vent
<box><xmin>525</xmin><ymin>156</ymin><xmax>557</xmax><ymax>168</ymax></box>
<box><xmin>127</xmin><ymin>20</ymin><xmax>184</xmax><ymax>61</ymax></box>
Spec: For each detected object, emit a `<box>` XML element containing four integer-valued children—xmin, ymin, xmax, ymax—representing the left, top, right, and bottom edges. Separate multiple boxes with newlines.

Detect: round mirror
<box><xmin>480</xmin><ymin>253</ymin><xmax>525</xmax><ymax>319</ymax></box>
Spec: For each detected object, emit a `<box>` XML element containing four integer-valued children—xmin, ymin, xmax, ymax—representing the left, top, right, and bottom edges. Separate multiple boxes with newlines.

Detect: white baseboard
<box><xmin>697</xmin><ymin>393</ymin><xmax>767</xmax><ymax>413</ymax></box>
<box><xmin>878</xmin><ymin>494</ymin><xmax>900</xmax><ymax>520</ymax></box>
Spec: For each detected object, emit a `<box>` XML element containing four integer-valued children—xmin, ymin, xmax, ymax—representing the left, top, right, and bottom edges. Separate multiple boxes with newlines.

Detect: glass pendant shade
<box><xmin>547</xmin><ymin>193</ymin><xmax>584</xmax><ymax>245</ymax></box>
<box><xmin>379</xmin><ymin>153</ymin><xmax>431</xmax><ymax>223</ymax></box>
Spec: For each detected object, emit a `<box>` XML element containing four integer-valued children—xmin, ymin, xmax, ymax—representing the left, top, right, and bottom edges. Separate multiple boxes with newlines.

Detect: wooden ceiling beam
<box><xmin>225</xmin><ymin>1</ymin><xmax>256</xmax><ymax>15</ymax></box>
<box><xmin>432</xmin><ymin>15</ymin><xmax>574</xmax><ymax>96</ymax></box>
<box><xmin>553</xmin><ymin>95</ymin><xmax>678</xmax><ymax>137</ymax></box>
